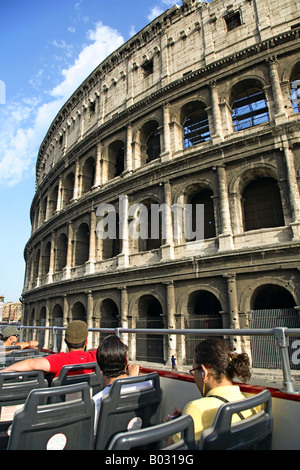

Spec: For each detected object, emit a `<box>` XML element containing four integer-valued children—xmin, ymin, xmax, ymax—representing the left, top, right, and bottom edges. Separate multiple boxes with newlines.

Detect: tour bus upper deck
<box><xmin>1</xmin><ymin>325</ymin><xmax>300</xmax><ymax>450</ymax></box>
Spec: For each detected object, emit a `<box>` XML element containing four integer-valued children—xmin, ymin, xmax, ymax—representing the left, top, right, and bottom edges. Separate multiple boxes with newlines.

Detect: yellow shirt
<box><xmin>173</xmin><ymin>385</ymin><xmax>257</xmax><ymax>443</ymax></box>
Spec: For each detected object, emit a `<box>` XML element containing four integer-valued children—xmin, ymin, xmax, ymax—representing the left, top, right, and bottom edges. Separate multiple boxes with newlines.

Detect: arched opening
<box><xmin>137</xmin><ymin>200</ymin><xmax>162</xmax><ymax>252</ymax></box>
<box><xmin>102</xmin><ymin>213</ymin><xmax>121</xmax><ymax>259</ymax></box>
<box><xmin>42</xmin><ymin>242</ymin><xmax>51</xmax><ymax>276</ymax></box>
<box><xmin>52</xmin><ymin>304</ymin><xmax>63</xmax><ymax>351</ymax></box>
<box><xmin>33</xmin><ymin>249</ymin><xmax>40</xmax><ymax>282</ymax></box>
<box><xmin>62</xmin><ymin>172</ymin><xmax>75</xmax><ymax>207</ymax></box>
<box><xmin>290</xmin><ymin>63</ymin><xmax>300</xmax><ymax>114</ymax></box>
<box><xmin>230</xmin><ymin>79</ymin><xmax>270</xmax><ymax>132</ymax></box>
<box><xmin>140</xmin><ymin>120</ymin><xmax>161</xmax><ymax>165</ymax></box>
<box><xmin>49</xmin><ymin>185</ymin><xmax>58</xmax><ymax>217</ymax></box>
<box><xmin>81</xmin><ymin>157</ymin><xmax>95</xmax><ymax>195</ymax></box>
<box><xmin>187</xmin><ymin>189</ymin><xmax>216</xmax><ymax>241</ymax></box>
<box><xmin>38</xmin><ymin>307</ymin><xmax>46</xmax><ymax>348</ymax></box>
<box><xmin>242</xmin><ymin>177</ymin><xmax>284</xmax><ymax>231</ymax></box>
<box><xmin>99</xmin><ymin>299</ymin><xmax>119</xmax><ymax>344</ymax></box>
<box><xmin>74</xmin><ymin>223</ymin><xmax>89</xmax><ymax>266</ymax></box>
<box><xmin>185</xmin><ymin>290</ymin><xmax>223</xmax><ymax>363</ymax></box>
<box><xmin>181</xmin><ymin>101</ymin><xmax>210</xmax><ymax>148</ymax></box>
<box><xmin>136</xmin><ymin>295</ymin><xmax>164</xmax><ymax>363</ymax></box>
<box><xmin>72</xmin><ymin>301</ymin><xmax>87</xmax><ymax>323</ymax></box>
<box><xmin>249</xmin><ymin>284</ymin><xmax>299</xmax><ymax>369</ymax></box>
<box><xmin>56</xmin><ymin>233</ymin><xmax>68</xmax><ymax>271</ymax></box>
<box><xmin>107</xmin><ymin>140</ymin><xmax>125</xmax><ymax>180</ymax></box>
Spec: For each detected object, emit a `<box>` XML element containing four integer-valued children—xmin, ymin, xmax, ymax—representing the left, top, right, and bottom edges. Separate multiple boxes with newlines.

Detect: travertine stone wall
<box><xmin>22</xmin><ymin>0</ymin><xmax>300</xmax><ymax>366</ymax></box>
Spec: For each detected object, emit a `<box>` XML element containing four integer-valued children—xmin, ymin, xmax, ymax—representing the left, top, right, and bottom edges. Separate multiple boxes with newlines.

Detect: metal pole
<box><xmin>274</xmin><ymin>327</ymin><xmax>296</xmax><ymax>393</ymax></box>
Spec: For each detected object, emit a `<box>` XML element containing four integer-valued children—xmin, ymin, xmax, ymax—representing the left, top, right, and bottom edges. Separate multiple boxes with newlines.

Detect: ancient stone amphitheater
<box><xmin>22</xmin><ymin>0</ymin><xmax>300</xmax><ymax>367</ymax></box>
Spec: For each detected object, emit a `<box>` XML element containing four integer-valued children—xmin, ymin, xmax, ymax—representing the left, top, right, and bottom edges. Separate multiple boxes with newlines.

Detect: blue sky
<box><xmin>0</xmin><ymin>0</ymin><xmax>212</xmax><ymax>303</ymax></box>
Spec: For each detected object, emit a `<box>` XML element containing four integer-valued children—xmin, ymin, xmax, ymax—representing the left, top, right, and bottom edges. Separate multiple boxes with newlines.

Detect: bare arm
<box><xmin>15</xmin><ymin>340</ymin><xmax>39</xmax><ymax>350</ymax></box>
<box><xmin>0</xmin><ymin>357</ymin><xmax>51</xmax><ymax>373</ymax></box>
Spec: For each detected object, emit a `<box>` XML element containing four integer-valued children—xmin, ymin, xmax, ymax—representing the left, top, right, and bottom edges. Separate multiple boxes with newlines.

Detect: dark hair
<box><xmin>194</xmin><ymin>337</ymin><xmax>251</xmax><ymax>383</ymax></box>
<box><xmin>96</xmin><ymin>334</ymin><xmax>128</xmax><ymax>378</ymax></box>
<box><xmin>65</xmin><ymin>339</ymin><xmax>86</xmax><ymax>350</ymax></box>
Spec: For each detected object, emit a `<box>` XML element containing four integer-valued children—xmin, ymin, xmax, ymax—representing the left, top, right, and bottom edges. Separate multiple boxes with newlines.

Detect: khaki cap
<box><xmin>65</xmin><ymin>320</ymin><xmax>88</xmax><ymax>343</ymax></box>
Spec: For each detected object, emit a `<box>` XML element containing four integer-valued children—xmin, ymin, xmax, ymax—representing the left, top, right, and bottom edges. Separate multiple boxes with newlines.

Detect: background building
<box><xmin>0</xmin><ymin>297</ymin><xmax>22</xmax><ymax>323</ymax></box>
<box><xmin>22</xmin><ymin>0</ymin><xmax>300</xmax><ymax>367</ymax></box>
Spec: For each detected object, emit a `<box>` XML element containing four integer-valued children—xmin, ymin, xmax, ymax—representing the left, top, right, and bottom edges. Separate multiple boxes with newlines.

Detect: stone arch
<box><xmin>62</xmin><ymin>170</ymin><xmax>75</xmax><ymax>207</ymax></box>
<box><xmin>229</xmin><ymin>78</ymin><xmax>270</xmax><ymax>132</ymax></box>
<box><xmin>51</xmin><ymin>303</ymin><xmax>64</xmax><ymax>351</ymax></box>
<box><xmin>180</xmin><ymin>100</ymin><xmax>211</xmax><ymax>148</ymax></box>
<box><xmin>98</xmin><ymin>297</ymin><xmax>120</xmax><ymax>343</ymax></box>
<box><xmin>42</xmin><ymin>241</ymin><xmax>51</xmax><ymax>276</ymax></box>
<box><xmin>107</xmin><ymin>139</ymin><xmax>125</xmax><ymax>180</ymax></box>
<box><xmin>74</xmin><ymin>222</ymin><xmax>90</xmax><ymax>266</ymax></box>
<box><xmin>242</xmin><ymin>176</ymin><xmax>284</xmax><ymax>231</ymax></box>
<box><xmin>55</xmin><ymin>232</ymin><xmax>68</xmax><ymax>271</ymax></box>
<box><xmin>129</xmin><ymin>196</ymin><xmax>163</xmax><ymax>252</ymax></box>
<box><xmin>138</xmin><ymin>119</ymin><xmax>161</xmax><ymax>166</ymax></box>
<box><xmin>135</xmin><ymin>294</ymin><xmax>164</xmax><ymax>364</ymax></box>
<box><xmin>81</xmin><ymin>155</ymin><xmax>96</xmax><ymax>195</ymax></box>
<box><xmin>71</xmin><ymin>301</ymin><xmax>87</xmax><ymax>323</ymax></box>
<box><xmin>185</xmin><ymin>289</ymin><xmax>223</xmax><ymax>363</ymax></box>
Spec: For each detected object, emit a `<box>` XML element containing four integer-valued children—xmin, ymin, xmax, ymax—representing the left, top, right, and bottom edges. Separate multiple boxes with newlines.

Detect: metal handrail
<box><xmin>3</xmin><ymin>324</ymin><xmax>300</xmax><ymax>394</ymax></box>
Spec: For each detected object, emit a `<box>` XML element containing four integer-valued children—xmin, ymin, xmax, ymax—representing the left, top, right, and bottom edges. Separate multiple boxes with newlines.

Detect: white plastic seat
<box><xmin>108</xmin><ymin>414</ymin><xmax>196</xmax><ymax>450</ymax></box>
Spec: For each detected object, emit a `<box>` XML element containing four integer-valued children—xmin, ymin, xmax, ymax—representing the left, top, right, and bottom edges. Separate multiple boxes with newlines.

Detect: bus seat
<box><xmin>7</xmin><ymin>382</ymin><xmax>95</xmax><ymax>450</ymax></box>
<box><xmin>51</xmin><ymin>362</ymin><xmax>103</xmax><ymax>399</ymax></box>
<box><xmin>0</xmin><ymin>371</ymin><xmax>48</xmax><ymax>449</ymax></box>
<box><xmin>108</xmin><ymin>414</ymin><xmax>196</xmax><ymax>450</ymax></box>
<box><xmin>94</xmin><ymin>372</ymin><xmax>161</xmax><ymax>450</ymax></box>
<box><xmin>199</xmin><ymin>389</ymin><xmax>273</xmax><ymax>450</ymax></box>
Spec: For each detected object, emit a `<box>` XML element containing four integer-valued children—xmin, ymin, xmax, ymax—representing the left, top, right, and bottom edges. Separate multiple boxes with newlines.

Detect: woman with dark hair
<box><xmin>92</xmin><ymin>334</ymin><xmax>148</xmax><ymax>432</ymax></box>
<box><xmin>167</xmin><ymin>337</ymin><xmax>257</xmax><ymax>444</ymax></box>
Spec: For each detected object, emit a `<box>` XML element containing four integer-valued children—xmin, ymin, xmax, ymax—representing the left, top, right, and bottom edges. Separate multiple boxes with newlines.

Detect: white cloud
<box><xmin>0</xmin><ymin>22</ymin><xmax>124</xmax><ymax>188</ymax></box>
<box><xmin>147</xmin><ymin>6</ymin><xmax>164</xmax><ymax>21</ymax></box>
<box><xmin>147</xmin><ymin>1</ymin><xmax>177</xmax><ymax>21</ymax></box>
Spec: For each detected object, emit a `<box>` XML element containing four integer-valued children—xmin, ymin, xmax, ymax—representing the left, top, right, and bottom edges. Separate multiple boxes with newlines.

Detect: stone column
<box><xmin>161</xmin><ymin>181</ymin><xmax>174</xmax><ymax>260</ymax></box>
<box><xmin>86</xmin><ymin>291</ymin><xmax>93</xmax><ymax>347</ymax></box>
<box><xmin>46</xmin><ymin>235</ymin><xmax>55</xmax><ymax>284</ymax></box>
<box><xmin>86</xmin><ymin>210</ymin><xmax>96</xmax><ymax>274</ymax></box>
<box><xmin>120</xmin><ymin>286</ymin><xmax>129</xmax><ymax>346</ymax></box>
<box><xmin>63</xmin><ymin>222</ymin><xmax>73</xmax><ymax>280</ymax></box>
<box><xmin>44</xmin><ymin>299</ymin><xmax>51</xmax><ymax>350</ymax></box>
<box><xmin>267</xmin><ymin>56</ymin><xmax>287</xmax><ymax>123</ymax></box>
<box><xmin>210</xmin><ymin>81</ymin><xmax>223</xmax><ymax>143</ymax></box>
<box><xmin>55</xmin><ymin>175</ymin><xmax>63</xmax><ymax>212</ymax></box>
<box><xmin>118</xmin><ymin>195</ymin><xmax>130</xmax><ymax>268</ymax></box>
<box><xmin>161</xmin><ymin>103</ymin><xmax>171</xmax><ymax>161</ymax></box>
<box><xmin>73</xmin><ymin>159</ymin><xmax>80</xmax><ymax>200</ymax></box>
<box><xmin>125</xmin><ymin>124</ymin><xmax>133</xmax><ymax>174</ymax></box>
<box><xmin>224</xmin><ymin>273</ymin><xmax>241</xmax><ymax>351</ymax></box>
<box><xmin>94</xmin><ymin>141</ymin><xmax>102</xmax><ymax>188</ymax></box>
<box><xmin>281</xmin><ymin>138</ymin><xmax>300</xmax><ymax>239</ymax></box>
<box><xmin>216</xmin><ymin>165</ymin><xmax>234</xmax><ymax>251</ymax></box>
<box><xmin>165</xmin><ymin>281</ymin><xmax>177</xmax><ymax>365</ymax></box>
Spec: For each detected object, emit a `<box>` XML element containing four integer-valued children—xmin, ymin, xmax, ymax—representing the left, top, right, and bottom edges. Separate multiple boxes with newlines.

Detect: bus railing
<box><xmin>4</xmin><ymin>325</ymin><xmax>300</xmax><ymax>394</ymax></box>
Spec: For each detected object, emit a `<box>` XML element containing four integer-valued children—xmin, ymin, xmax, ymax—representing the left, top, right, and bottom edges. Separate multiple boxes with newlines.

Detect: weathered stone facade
<box><xmin>22</xmin><ymin>0</ymin><xmax>300</xmax><ymax>365</ymax></box>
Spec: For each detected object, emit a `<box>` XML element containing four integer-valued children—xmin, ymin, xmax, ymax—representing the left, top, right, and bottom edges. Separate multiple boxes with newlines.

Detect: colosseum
<box><xmin>22</xmin><ymin>0</ymin><xmax>300</xmax><ymax>368</ymax></box>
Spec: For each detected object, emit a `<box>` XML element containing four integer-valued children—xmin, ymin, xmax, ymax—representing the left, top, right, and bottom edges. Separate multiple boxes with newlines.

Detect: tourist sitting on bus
<box><xmin>92</xmin><ymin>334</ymin><xmax>150</xmax><ymax>433</ymax></box>
<box><xmin>0</xmin><ymin>320</ymin><xmax>97</xmax><ymax>378</ymax></box>
<box><xmin>164</xmin><ymin>337</ymin><xmax>258</xmax><ymax>444</ymax></box>
<box><xmin>0</xmin><ymin>325</ymin><xmax>39</xmax><ymax>350</ymax></box>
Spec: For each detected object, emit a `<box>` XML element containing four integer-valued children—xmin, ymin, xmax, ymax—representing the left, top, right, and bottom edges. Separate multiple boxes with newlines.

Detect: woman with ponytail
<box><xmin>167</xmin><ymin>337</ymin><xmax>257</xmax><ymax>444</ymax></box>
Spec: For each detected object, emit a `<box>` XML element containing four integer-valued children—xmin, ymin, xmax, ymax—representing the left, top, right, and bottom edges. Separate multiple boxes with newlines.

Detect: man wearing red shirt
<box><xmin>0</xmin><ymin>320</ymin><xmax>97</xmax><ymax>378</ymax></box>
